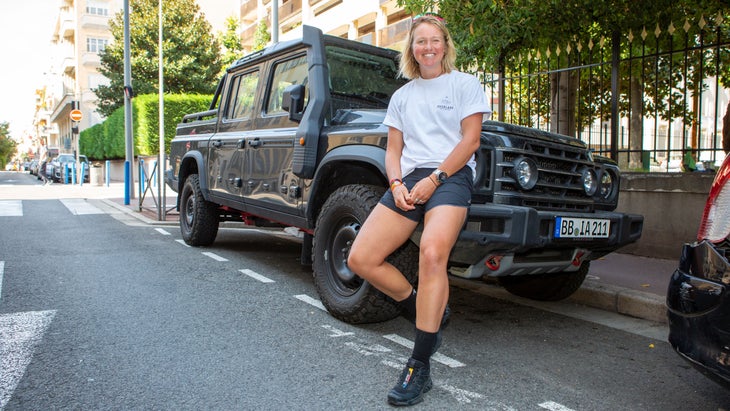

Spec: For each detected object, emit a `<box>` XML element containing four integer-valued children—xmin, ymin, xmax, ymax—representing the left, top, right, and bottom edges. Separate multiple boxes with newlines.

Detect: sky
<box><xmin>0</xmin><ymin>0</ymin><xmax>57</xmax><ymax>140</ymax></box>
<box><xmin>0</xmin><ymin>0</ymin><xmax>236</xmax><ymax>142</ymax></box>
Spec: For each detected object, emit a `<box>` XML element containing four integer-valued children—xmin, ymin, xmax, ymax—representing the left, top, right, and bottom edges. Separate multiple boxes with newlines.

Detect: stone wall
<box><xmin>616</xmin><ymin>172</ymin><xmax>715</xmax><ymax>259</ymax></box>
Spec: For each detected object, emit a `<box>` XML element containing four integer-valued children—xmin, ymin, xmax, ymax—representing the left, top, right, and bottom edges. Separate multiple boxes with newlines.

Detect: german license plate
<box><xmin>555</xmin><ymin>217</ymin><xmax>610</xmax><ymax>238</ymax></box>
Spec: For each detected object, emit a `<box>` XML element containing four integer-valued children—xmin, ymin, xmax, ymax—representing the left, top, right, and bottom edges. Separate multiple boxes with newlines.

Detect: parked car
<box><xmin>29</xmin><ymin>159</ymin><xmax>38</xmax><ymax>176</ymax></box>
<box><xmin>48</xmin><ymin>154</ymin><xmax>90</xmax><ymax>183</ymax></box>
<box><xmin>667</xmin><ymin>154</ymin><xmax>730</xmax><ymax>389</ymax></box>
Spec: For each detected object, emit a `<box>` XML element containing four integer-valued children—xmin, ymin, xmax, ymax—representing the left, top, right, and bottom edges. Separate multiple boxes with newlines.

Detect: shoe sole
<box><xmin>387</xmin><ymin>378</ymin><xmax>433</xmax><ymax>406</ymax></box>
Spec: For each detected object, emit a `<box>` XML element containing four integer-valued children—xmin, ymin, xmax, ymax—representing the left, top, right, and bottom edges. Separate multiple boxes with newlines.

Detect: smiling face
<box><xmin>411</xmin><ymin>22</ymin><xmax>446</xmax><ymax>79</ymax></box>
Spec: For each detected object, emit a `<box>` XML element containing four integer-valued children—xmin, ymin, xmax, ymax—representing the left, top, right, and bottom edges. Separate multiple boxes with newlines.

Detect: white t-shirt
<box><xmin>383</xmin><ymin>70</ymin><xmax>491</xmax><ymax>177</ymax></box>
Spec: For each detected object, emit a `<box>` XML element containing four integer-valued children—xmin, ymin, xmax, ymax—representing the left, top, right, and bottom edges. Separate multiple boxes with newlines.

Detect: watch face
<box><xmin>437</xmin><ymin>171</ymin><xmax>447</xmax><ymax>183</ymax></box>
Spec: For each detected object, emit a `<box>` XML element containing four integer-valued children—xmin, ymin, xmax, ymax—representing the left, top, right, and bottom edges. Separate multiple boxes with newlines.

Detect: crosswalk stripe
<box><xmin>60</xmin><ymin>199</ymin><xmax>104</xmax><ymax>215</ymax></box>
<box><xmin>0</xmin><ymin>200</ymin><xmax>22</xmax><ymax>216</ymax></box>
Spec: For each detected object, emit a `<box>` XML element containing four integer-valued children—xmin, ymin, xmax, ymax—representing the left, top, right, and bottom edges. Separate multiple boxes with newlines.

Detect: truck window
<box><xmin>226</xmin><ymin>70</ymin><xmax>260</xmax><ymax>120</ymax></box>
<box><xmin>266</xmin><ymin>55</ymin><xmax>308</xmax><ymax>115</ymax></box>
<box><xmin>326</xmin><ymin>45</ymin><xmax>406</xmax><ymax>109</ymax></box>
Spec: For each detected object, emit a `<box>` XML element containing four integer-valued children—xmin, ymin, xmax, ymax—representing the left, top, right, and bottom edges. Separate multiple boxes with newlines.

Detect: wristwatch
<box><xmin>432</xmin><ymin>169</ymin><xmax>448</xmax><ymax>184</ymax></box>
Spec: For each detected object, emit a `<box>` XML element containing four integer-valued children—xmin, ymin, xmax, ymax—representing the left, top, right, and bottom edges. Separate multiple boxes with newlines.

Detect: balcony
<box><xmin>81</xmin><ymin>52</ymin><xmax>100</xmax><ymax>67</ymax></box>
<box><xmin>59</xmin><ymin>8</ymin><xmax>75</xmax><ymax>38</ymax></box>
<box><xmin>80</xmin><ymin>13</ymin><xmax>109</xmax><ymax>30</ymax></box>
<box><xmin>279</xmin><ymin>0</ymin><xmax>302</xmax><ymax>24</ymax></box>
<box><xmin>240</xmin><ymin>0</ymin><xmax>257</xmax><ymax>20</ymax></box>
<box><xmin>241</xmin><ymin>23</ymin><xmax>257</xmax><ymax>50</ymax></box>
<box><xmin>378</xmin><ymin>18</ymin><xmax>409</xmax><ymax>49</ymax></box>
<box><xmin>309</xmin><ymin>0</ymin><xmax>342</xmax><ymax>16</ymax></box>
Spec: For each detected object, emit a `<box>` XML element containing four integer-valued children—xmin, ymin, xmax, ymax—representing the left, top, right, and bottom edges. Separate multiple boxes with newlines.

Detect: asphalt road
<box><xmin>1</xmin><ymin>170</ymin><xmax>729</xmax><ymax>410</ymax></box>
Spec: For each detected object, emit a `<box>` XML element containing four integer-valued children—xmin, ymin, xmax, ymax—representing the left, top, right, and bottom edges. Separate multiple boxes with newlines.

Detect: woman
<box><xmin>347</xmin><ymin>13</ymin><xmax>491</xmax><ymax>406</ymax></box>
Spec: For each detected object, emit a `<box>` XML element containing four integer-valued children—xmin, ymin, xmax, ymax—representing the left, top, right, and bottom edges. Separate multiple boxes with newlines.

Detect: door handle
<box><xmin>211</xmin><ymin>140</ymin><xmax>222</xmax><ymax>148</ymax></box>
<box><xmin>236</xmin><ymin>140</ymin><xmax>245</xmax><ymax>149</ymax></box>
<box><xmin>248</xmin><ymin>139</ymin><xmax>262</xmax><ymax>148</ymax></box>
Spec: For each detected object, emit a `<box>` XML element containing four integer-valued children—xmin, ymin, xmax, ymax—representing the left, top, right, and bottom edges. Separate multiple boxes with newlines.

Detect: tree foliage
<box><xmin>219</xmin><ymin>15</ymin><xmax>243</xmax><ymax>72</ymax></box>
<box><xmin>253</xmin><ymin>20</ymin><xmax>271</xmax><ymax>52</ymax></box>
<box><xmin>94</xmin><ymin>0</ymin><xmax>222</xmax><ymax>118</ymax></box>
<box><xmin>0</xmin><ymin>122</ymin><xmax>18</xmax><ymax>169</ymax></box>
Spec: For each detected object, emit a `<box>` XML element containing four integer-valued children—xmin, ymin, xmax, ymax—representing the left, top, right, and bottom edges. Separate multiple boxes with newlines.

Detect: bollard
<box><xmin>124</xmin><ymin>161</ymin><xmax>130</xmax><ymax>205</ymax></box>
<box><xmin>105</xmin><ymin>160</ymin><xmax>110</xmax><ymax>187</ymax></box>
<box><xmin>80</xmin><ymin>162</ymin><xmax>86</xmax><ymax>186</ymax></box>
<box><xmin>72</xmin><ymin>163</ymin><xmax>77</xmax><ymax>185</ymax></box>
<box><xmin>138</xmin><ymin>159</ymin><xmax>145</xmax><ymax>198</ymax></box>
<box><xmin>151</xmin><ymin>160</ymin><xmax>157</xmax><ymax>188</ymax></box>
<box><xmin>64</xmin><ymin>163</ymin><xmax>70</xmax><ymax>184</ymax></box>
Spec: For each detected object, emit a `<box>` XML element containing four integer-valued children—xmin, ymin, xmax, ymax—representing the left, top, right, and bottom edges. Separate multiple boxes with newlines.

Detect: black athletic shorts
<box><xmin>379</xmin><ymin>166</ymin><xmax>473</xmax><ymax>222</ymax></box>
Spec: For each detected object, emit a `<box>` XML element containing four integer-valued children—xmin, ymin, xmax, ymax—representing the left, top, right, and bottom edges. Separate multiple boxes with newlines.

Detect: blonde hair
<box><xmin>399</xmin><ymin>15</ymin><xmax>457</xmax><ymax>80</ymax></box>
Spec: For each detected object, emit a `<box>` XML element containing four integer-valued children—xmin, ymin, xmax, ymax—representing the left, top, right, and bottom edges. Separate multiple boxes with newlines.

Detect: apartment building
<box><xmin>239</xmin><ymin>0</ymin><xmax>412</xmax><ymax>52</ymax></box>
<box><xmin>33</xmin><ymin>0</ymin><xmax>122</xmax><ymax>155</ymax></box>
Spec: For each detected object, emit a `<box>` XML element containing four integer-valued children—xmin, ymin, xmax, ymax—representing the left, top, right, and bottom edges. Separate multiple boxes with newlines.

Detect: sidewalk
<box><xmin>42</xmin><ymin>180</ymin><xmax>673</xmax><ymax>325</ymax></box>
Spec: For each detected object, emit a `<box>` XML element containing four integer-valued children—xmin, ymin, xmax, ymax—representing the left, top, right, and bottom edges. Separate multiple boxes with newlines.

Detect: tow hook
<box><xmin>572</xmin><ymin>251</ymin><xmax>585</xmax><ymax>266</ymax></box>
<box><xmin>486</xmin><ymin>255</ymin><xmax>503</xmax><ymax>271</ymax></box>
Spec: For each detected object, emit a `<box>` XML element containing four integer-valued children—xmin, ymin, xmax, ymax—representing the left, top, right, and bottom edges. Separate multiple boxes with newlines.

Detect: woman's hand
<box><xmin>392</xmin><ymin>184</ymin><xmax>416</xmax><ymax>211</ymax></box>
<box><xmin>407</xmin><ymin>176</ymin><xmax>438</xmax><ymax>206</ymax></box>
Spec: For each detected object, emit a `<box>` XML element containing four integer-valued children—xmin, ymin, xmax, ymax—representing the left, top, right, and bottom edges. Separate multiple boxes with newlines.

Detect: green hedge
<box><xmin>80</xmin><ymin>93</ymin><xmax>212</xmax><ymax>161</ymax></box>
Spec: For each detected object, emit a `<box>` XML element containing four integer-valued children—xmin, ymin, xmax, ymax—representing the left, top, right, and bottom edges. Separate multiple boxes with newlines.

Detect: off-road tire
<box><xmin>313</xmin><ymin>184</ymin><xmax>419</xmax><ymax>324</ymax></box>
<box><xmin>180</xmin><ymin>174</ymin><xmax>219</xmax><ymax>246</ymax></box>
<box><xmin>498</xmin><ymin>261</ymin><xmax>590</xmax><ymax>301</ymax></box>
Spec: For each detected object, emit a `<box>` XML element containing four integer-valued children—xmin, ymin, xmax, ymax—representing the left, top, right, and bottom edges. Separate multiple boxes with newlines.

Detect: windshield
<box><xmin>326</xmin><ymin>45</ymin><xmax>406</xmax><ymax>110</ymax></box>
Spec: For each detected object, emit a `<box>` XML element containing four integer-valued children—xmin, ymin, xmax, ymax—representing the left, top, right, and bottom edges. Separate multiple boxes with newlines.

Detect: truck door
<box><xmin>208</xmin><ymin>69</ymin><xmax>260</xmax><ymax>203</ymax></box>
<box><xmin>245</xmin><ymin>54</ymin><xmax>308</xmax><ymax>216</ymax></box>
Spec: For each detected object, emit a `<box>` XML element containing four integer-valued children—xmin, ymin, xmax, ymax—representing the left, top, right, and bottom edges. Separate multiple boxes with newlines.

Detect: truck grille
<box><xmin>491</xmin><ymin>140</ymin><xmax>595</xmax><ymax>212</ymax></box>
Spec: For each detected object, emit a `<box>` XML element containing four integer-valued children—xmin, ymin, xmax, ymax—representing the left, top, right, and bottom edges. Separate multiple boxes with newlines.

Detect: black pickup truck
<box><xmin>165</xmin><ymin>25</ymin><xmax>643</xmax><ymax>324</ymax></box>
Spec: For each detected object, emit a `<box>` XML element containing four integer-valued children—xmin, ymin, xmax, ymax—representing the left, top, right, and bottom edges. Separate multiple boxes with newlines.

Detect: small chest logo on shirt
<box><xmin>436</xmin><ymin>96</ymin><xmax>454</xmax><ymax>111</ymax></box>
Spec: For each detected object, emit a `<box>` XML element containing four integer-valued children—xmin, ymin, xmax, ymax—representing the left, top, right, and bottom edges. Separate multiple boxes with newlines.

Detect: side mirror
<box><xmin>282</xmin><ymin>84</ymin><xmax>305</xmax><ymax>123</ymax></box>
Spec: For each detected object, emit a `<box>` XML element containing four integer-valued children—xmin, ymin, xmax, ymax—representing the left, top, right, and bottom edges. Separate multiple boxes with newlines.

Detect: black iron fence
<box><xmin>481</xmin><ymin>12</ymin><xmax>729</xmax><ymax>172</ymax></box>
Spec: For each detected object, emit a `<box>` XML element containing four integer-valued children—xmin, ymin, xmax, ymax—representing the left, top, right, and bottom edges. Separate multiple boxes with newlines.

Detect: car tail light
<box><xmin>697</xmin><ymin>155</ymin><xmax>730</xmax><ymax>242</ymax></box>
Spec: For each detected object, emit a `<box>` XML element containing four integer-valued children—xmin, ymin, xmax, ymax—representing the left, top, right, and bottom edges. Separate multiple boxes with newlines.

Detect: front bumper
<box><xmin>667</xmin><ymin>241</ymin><xmax>730</xmax><ymax>389</ymax></box>
<box><xmin>444</xmin><ymin>204</ymin><xmax>643</xmax><ymax>278</ymax></box>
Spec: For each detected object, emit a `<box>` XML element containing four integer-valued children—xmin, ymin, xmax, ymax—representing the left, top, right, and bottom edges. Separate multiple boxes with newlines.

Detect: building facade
<box><xmin>33</xmin><ymin>0</ymin><xmax>122</xmax><ymax>157</ymax></box>
<box><xmin>239</xmin><ymin>0</ymin><xmax>411</xmax><ymax>53</ymax></box>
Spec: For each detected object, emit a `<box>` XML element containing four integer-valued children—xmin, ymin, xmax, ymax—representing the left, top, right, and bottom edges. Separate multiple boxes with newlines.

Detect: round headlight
<box><xmin>581</xmin><ymin>168</ymin><xmax>598</xmax><ymax>195</ymax></box>
<box><xmin>514</xmin><ymin>157</ymin><xmax>538</xmax><ymax>190</ymax></box>
<box><xmin>599</xmin><ymin>171</ymin><xmax>613</xmax><ymax>199</ymax></box>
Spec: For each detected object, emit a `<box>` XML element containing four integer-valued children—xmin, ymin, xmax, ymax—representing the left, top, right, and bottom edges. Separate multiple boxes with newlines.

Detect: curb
<box><xmin>570</xmin><ymin>280</ymin><xmax>667</xmax><ymax>324</ymax></box>
<box><xmin>449</xmin><ymin>276</ymin><xmax>667</xmax><ymax>325</ymax></box>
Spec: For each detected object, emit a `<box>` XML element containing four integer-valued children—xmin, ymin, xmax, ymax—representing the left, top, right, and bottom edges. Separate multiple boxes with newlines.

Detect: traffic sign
<box><xmin>70</xmin><ymin>109</ymin><xmax>83</xmax><ymax>122</ymax></box>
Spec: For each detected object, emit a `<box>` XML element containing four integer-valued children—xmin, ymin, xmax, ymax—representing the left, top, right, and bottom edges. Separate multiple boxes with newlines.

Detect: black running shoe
<box><xmin>387</xmin><ymin>358</ymin><xmax>433</xmax><ymax>406</ymax></box>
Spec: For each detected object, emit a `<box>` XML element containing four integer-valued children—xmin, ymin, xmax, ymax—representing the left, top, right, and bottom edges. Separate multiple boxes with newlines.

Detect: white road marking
<box><xmin>294</xmin><ymin>294</ymin><xmax>326</xmax><ymax>311</ymax></box>
<box><xmin>201</xmin><ymin>251</ymin><xmax>228</xmax><ymax>262</ymax></box>
<box><xmin>321</xmin><ymin>324</ymin><xmax>354</xmax><ymax>337</ymax></box>
<box><xmin>0</xmin><ymin>261</ymin><xmax>3</xmax><ymax>302</ymax></box>
<box><xmin>539</xmin><ymin>401</ymin><xmax>576</xmax><ymax>411</ymax></box>
<box><xmin>60</xmin><ymin>198</ymin><xmax>103</xmax><ymax>215</ymax></box>
<box><xmin>0</xmin><ymin>310</ymin><xmax>56</xmax><ymax>409</ymax></box>
<box><xmin>175</xmin><ymin>239</ymin><xmax>190</xmax><ymax>247</ymax></box>
<box><xmin>437</xmin><ymin>382</ymin><xmax>488</xmax><ymax>406</ymax></box>
<box><xmin>154</xmin><ymin>228</ymin><xmax>171</xmax><ymax>235</ymax></box>
<box><xmin>382</xmin><ymin>333</ymin><xmax>466</xmax><ymax>368</ymax></box>
<box><xmin>0</xmin><ymin>200</ymin><xmax>22</xmax><ymax>216</ymax></box>
<box><xmin>344</xmin><ymin>341</ymin><xmax>392</xmax><ymax>356</ymax></box>
<box><xmin>239</xmin><ymin>269</ymin><xmax>274</xmax><ymax>283</ymax></box>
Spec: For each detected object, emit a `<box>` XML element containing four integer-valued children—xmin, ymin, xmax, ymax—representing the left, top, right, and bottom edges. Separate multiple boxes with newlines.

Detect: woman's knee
<box><xmin>347</xmin><ymin>248</ymin><xmax>370</xmax><ymax>276</ymax></box>
<box><xmin>418</xmin><ymin>242</ymin><xmax>449</xmax><ymax>269</ymax></box>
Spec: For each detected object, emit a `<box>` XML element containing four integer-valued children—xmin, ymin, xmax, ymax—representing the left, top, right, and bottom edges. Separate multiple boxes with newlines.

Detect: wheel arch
<box><xmin>307</xmin><ymin>145</ymin><xmax>387</xmax><ymax>228</ymax></box>
<box><xmin>177</xmin><ymin>151</ymin><xmax>207</xmax><ymax>208</ymax></box>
